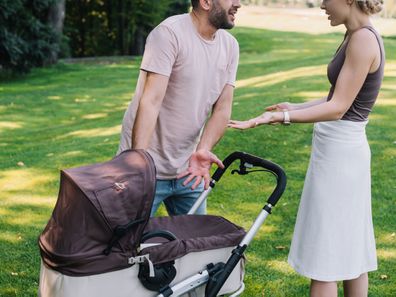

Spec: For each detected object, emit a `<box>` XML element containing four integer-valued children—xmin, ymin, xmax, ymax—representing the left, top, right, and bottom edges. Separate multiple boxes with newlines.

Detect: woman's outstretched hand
<box><xmin>266</xmin><ymin>102</ymin><xmax>293</xmax><ymax>112</ymax></box>
<box><xmin>228</xmin><ymin>102</ymin><xmax>293</xmax><ymax>130</ymax></box>
<box><xmin>227</xmin><ymin>119</ymin><xmax>257</xmax><ymax>130</ymax></box>
<box><xmin>228</xmin><ymin>112</ymin><xmax>275</xmax><ymax>130</ymax></box>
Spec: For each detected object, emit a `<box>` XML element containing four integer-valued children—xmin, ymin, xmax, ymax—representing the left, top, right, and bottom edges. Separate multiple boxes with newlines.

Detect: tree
<box><xmin>130</xmin><ymin>0</ymin><xmax>173</xmax><ymax>55</ymax></box>
<box><xmin>63</xmin><ymin>0</ymin><xmax>190</xmax><ymax>57</ymax></box>
<box><xmin>0</xmin><ymin>0</ymin><xmax>63</xmax><ymax>73</ymax></box>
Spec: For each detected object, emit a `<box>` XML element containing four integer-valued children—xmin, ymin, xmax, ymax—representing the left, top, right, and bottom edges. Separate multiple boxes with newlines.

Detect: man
<box><xmin>118</xmin><ymin>0</ymin><xmax>241</xmax><ymax>216</ymax></box>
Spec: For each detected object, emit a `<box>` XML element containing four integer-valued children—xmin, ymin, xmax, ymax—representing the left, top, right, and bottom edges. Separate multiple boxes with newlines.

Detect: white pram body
<box><xmin>39</xmin><ymin>246</ymin><xmax>244</xmax><ymax>297</ymax></box>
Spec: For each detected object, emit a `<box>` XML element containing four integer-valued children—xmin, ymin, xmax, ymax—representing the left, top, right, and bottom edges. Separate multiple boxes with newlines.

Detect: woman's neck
<box><xmin>345</xmin><ymin>13</ymin><xmax>372</xmax><ymax>34</ymax></box>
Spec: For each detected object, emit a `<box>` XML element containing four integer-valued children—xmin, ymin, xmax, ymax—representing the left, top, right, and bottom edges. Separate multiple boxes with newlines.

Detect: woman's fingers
<box><xmin>265</xmin><ymin>104</ymin><xmax>277</xmax><ymax>111</ymax></box>
<box><xmin>266</xmin><ymin>102</ymin><xmax>290</xmax><ymax>111</ymax></box>
<box><xmin>229</xmin><ymin>119</ymin><xmax>276</xmax><ymax>129</ymax></box>
<box><xmin>228</xmin><ymin>120</ymin><xmax>251</xmax><ymax>129</ymax></box>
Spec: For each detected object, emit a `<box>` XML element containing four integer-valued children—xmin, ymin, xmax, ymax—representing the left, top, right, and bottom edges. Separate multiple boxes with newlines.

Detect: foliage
<box><xmin>0</xmin><ymin>0</ymin><xmax>190</xmax><ymax>74</ymax></box>
<box><xmin>0</xmin><ymin>28</ymin><xmax>395</xmax><ymax>296</ymax></box>
<box><xmin>64</xmin><ymin>0</ymin><xmax>190</xmax><ymax>57</ymax></box>
<box><xmin>0</xmin><ymin>0</ymin><xmax>59</xmax><ymax>73</ymax></box>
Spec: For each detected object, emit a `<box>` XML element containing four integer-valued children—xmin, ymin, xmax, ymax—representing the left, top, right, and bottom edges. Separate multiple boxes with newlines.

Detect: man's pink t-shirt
<box><xmin>119</xmin><ymin>14</ymin><xmax>239</xmax><ymax>179</ymax></box>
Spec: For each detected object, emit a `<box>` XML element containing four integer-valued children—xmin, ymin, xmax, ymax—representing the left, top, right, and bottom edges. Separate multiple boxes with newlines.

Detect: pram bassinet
<box><xmin>39</xmin><ymin>150</ymin><xmax>254</xmax><ymax>296</ymax></box>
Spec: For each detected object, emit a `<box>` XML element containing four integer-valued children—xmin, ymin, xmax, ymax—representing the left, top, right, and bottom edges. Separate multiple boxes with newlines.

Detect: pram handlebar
<box><xmin>203</xmin><ymin>152</ymin><xmax>286</xmax><ymax>297</ymax></box>
<box><xmin>166</xmin><ymin>152</ymin><xmax>287</xmax><ymax>297</ymax></box>
<box><xmin>212</xmin><ymin>151</ymin><xmax>286</xmax><ymax>207</ymax></box>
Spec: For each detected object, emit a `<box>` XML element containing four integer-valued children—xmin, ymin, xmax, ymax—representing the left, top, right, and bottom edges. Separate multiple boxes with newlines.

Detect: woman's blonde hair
<box><xmin>356</xmin><ymin>0</ymin><xmax>383</xmax><ymax>15</ymax></box>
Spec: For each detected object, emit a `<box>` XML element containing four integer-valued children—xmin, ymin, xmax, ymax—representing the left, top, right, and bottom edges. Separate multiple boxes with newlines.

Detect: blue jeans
<box><xmin>151</xmin><ymin>176</ymin><xmax>206</xmax><ymax>217</ymax></box>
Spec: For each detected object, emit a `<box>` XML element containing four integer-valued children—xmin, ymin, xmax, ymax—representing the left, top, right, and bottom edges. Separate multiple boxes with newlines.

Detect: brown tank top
<box><xmin>326</xmin><ymin>26</ymin><xmax>385</xmax><ymax>122</ymax></box>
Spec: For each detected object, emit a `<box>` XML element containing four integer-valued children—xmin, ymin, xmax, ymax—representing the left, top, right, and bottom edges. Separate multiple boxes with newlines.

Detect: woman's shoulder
<box><xmin>351</xmin><ymin>27</ymin><xmax>379</xmax><ymax>40</ymax></box>
<box><xmin>346</xmin><ymin>27</ymin><xmax>379</xmax><ymax>60</ymax></box>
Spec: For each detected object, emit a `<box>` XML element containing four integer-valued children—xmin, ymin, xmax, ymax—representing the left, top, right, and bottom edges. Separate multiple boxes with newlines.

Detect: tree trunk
<box><xmin>117</xmin><ymin>0</ymin><xmax>124</xmax><ymax>55</ymax></box>
<box><xmin>78</xmin><ymin>0</ymin><xmax>86</xmax><ymax>57</ymax></box>
<box><xmin>131</xmin><ymin>27</ymin><xmax>145</xmax><ymax>55</ymax></box>
<box><xmin>47</xmin><ymin>0</ymin><xmax>66</xmax><ymax>63</ymax></box>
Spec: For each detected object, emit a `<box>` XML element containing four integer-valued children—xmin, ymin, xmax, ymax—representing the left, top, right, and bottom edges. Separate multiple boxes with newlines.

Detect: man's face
<box><xmin>208</xmin><ymin>0</ymin><xmax>240</xmax><ymax>30</ymax></box>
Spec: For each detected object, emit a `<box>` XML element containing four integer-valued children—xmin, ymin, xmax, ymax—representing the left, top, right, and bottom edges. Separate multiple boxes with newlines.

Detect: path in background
<box><xmin>236</xmin><ymin>6</ymin><xmax>396</xmax><ymax>36</ymax></box>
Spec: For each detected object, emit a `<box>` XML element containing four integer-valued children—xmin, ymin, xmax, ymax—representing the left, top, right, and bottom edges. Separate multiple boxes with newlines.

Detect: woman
<box><xmin>228</xmin><ymin>0</ymin><xmax>385</xmax><ymax>295</ymax></box>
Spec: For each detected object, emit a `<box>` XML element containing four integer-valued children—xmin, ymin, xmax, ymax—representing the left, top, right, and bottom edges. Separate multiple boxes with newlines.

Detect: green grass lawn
<box><xmin>0</xmin><ymin>28</ymin><xmax>395</xmax><ymax>296</ymax></box>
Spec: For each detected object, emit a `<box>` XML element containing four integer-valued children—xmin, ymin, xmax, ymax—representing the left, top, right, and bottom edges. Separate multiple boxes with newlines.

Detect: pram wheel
<box><xmin>139</xmin><ymin>230</ymin><xmax>178</xmax><ymax>291</ymax></box>
<box><xmin>139</xmin><ymin>259</ymin><xmax>177</xmax><ymax>292</ymax></box>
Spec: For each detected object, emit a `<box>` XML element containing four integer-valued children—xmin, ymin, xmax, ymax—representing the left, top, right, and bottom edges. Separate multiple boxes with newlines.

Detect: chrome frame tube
<box><xmin>240</xmin><ymin>205</ymin><xmax>272</xmax><ymax>247</ymax></box>
<box><xmin>187</xmin><ymin>187</ymin><xmax>213</xmax><ymax>215</ymax></box>
<box><xmin>156</xmin><ymin>270</ymin><xmax>209</xmax><ymax>297</ymax></box>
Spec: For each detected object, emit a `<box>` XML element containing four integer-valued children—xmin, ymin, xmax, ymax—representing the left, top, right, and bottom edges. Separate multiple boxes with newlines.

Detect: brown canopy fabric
<box><xmin>39</xmin><ymin>149</ymin><xmax>156</xmax><ymax>276</ymax></box>
<box><xmin>140</xmin><ymin>215</ymin><xmax>246</xmax><ymax>265</ymax></box>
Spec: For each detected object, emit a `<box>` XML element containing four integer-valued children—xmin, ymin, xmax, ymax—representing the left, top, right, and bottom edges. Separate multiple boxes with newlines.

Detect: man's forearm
<box><xmin>197</xmin><ymin>109</ymin><xmax>230</xmax><ymax>151</ymax></box>
<box><xmin>131</xmin><ymin>72</ymin><xmax>169</xmax><ymax>149</ymax></box>
<box><xmin>197</xmin><ymin>86</ymin><xmax>233</xmax><ymax>151</ymax></box>
<box><xmin>132</xmin><ymin>100</ymin><xmax>161</xmax><ymax>149</ymax></box>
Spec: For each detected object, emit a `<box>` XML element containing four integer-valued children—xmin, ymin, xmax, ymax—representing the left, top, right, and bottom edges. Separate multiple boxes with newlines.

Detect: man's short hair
<box><xmin>191</xmin><ymin>0</ymin><xmax>199</xmax><ymax>9</ymax></box>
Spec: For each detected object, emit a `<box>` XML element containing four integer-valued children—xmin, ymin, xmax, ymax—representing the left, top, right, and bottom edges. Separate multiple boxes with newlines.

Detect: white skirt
<box><xmin>288</xmin><ymin>120</ymin><xmax>377</xmax><ymax>281</ymax></box>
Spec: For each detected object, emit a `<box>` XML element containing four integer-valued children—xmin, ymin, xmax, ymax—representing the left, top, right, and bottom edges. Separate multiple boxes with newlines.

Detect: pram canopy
<box><xmin>39</xmin><ymin>149</ymin><xmax>157</xmax><ymax>276</ymax></box>
<box><xmin>39</xmin><ymin>149</ymin><xmax>245</xmax><ymax>278</ymax></box>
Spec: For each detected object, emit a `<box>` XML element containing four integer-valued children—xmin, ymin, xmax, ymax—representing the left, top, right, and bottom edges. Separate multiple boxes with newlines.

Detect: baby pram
<box><xmin>38</xmin><ymin>149</ymin><xmax>286</xmax><ymax>297</ymax></box>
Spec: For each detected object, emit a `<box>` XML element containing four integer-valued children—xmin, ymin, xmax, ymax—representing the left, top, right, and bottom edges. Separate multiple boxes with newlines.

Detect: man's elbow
<box><xmin>140</xmin><ymin>93</ymin><xmax>164</xmax><ymax>110</ymax></box>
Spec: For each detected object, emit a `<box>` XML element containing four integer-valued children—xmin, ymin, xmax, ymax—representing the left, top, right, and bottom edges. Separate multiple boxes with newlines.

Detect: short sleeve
<box><xmin>226</xmin><ymin>38</ymin><xmax>240</xmax><ymax>87</ymax></box>
<box><xmin>140</xmin><ymin>25</ymin><xmax>178</xmax><ymax>77</ymax></box>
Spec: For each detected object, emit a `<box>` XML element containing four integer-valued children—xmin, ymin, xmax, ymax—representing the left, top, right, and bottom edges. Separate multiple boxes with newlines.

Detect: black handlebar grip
<box><xmin>211</xmin><ymin>151</ymin><xmax>286</xmax><ymax>207</ymax></box>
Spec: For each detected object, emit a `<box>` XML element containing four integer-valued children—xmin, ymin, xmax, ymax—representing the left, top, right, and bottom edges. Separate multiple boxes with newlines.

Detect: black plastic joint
<box><xmin>232</xmin><ymin>245</ymin><xmax>247</xmax><ymax>256</ymax></box>
<box><xmin>159</xmin><ymin>286</ymin><xmax>173</xmax><ymax>297</ymax></box>
<box><xmin>207</xmin><ymin>262</ymin><xmax>225</xmax><ymax>275</ymax></box>
<box><xmin>263</xmin><ymin>204</ymin><xmax>272</xmax><ymax>214</ymax></box>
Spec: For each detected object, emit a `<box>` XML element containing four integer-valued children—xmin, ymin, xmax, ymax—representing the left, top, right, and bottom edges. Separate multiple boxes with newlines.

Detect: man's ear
<box><xmin>199</xmin><ymin>0</ymin><xmax>212</xmax><ymax>11</ymax></box>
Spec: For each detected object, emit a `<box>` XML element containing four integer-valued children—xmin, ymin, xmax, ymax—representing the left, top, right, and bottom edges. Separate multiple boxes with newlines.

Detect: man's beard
<box><xmin>208</xmin><ymin>1</ymin><xmax>234</xmax><ymax>30</ymax></box>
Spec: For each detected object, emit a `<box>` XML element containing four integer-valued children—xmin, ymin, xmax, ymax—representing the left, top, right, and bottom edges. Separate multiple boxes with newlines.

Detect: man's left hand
<box><xmin>177</xmin><ymin>149</ymin><xmax>224</xmax><ymax>190</ymax></box>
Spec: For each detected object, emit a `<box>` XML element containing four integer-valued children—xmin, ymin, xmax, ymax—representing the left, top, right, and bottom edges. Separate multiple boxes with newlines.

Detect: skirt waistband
<box><xmin>314</xmin><ymin>120</ymin><xmax>368</xmax><ymax>143</ymax></box>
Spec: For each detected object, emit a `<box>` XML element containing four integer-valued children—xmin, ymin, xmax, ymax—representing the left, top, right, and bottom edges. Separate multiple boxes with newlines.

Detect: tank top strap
<box><xmin>355</xmin><ymin>26</ymin><xmax>384</xmax><ymax>66</ymax></box>
<box><xmin>334</xmin><ymin>31</ymin><xmax>349</xmax><ymax>55</ymax></box>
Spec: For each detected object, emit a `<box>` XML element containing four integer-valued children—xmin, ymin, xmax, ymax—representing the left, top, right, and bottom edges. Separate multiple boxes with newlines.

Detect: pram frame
<box><xmin>157</xmin><ymin>151</ymin><xmax>287</xmax><ymax>297</ymax></box>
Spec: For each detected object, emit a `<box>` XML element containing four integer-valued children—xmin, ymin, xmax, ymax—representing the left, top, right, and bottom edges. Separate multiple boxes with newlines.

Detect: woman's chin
<box><xmin>329</xmin><ymin>19</ymin><xmax>342</xmax><ymax>27</ymax></box>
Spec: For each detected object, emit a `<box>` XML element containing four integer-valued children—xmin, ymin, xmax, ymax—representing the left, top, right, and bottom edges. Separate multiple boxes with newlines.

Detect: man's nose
<box><xmin>233</xmin><ymin>0</ymin><xmax>242</xmax><ymax>8</ymax></box>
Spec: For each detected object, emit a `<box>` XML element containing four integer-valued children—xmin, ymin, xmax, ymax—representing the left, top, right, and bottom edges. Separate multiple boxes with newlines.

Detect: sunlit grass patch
<box><xmin>62</xmin><ymin>124</ymin><xmax>121</xmax><ymax>138</ymax></box>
